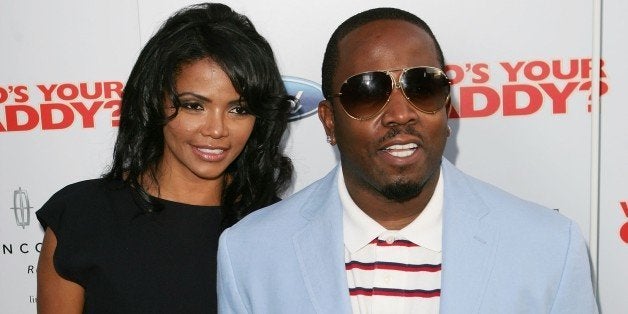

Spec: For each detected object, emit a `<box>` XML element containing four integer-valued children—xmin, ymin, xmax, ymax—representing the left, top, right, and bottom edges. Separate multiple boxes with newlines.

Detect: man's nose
<box><xmin>380</xmin><ymin>85</ymin><xmax>419</xmax><ymax>127</ymax></box>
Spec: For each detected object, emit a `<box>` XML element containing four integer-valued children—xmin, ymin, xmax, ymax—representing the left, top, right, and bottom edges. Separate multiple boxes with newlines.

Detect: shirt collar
<box><xmin>341</xmin><ymin>167</ymin><xmax>443</xmax><ymax>253</ymax></box>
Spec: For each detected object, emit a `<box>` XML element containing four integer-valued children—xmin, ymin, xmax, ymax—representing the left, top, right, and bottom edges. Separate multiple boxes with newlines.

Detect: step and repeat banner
<box><xmin>1</xmin><ymin>0</ymin><xmax>626</xmax><ymax>312</ymax></box>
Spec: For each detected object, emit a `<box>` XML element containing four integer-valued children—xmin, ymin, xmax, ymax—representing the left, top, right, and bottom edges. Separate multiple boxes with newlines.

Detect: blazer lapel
<box><xmin>440</xmin><ymin>160</ymin><xmax>499</xmax><ymax>314</ymax></box>
<box><xmin>292</xmin><ymin>167</ymin><xmax>352</xmax><ymax>313</ymax></box>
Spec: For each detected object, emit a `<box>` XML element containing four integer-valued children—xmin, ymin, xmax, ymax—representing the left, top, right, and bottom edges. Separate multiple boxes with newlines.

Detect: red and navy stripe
<box><xmin>345</xmin><ymin>261</ymin><xmax>441</xmax><ymax>272</ymax></box>
<box><xmin>349</xmin><ymin>287</ymin><xmax>441</xmax><ymax>298</ymax></box>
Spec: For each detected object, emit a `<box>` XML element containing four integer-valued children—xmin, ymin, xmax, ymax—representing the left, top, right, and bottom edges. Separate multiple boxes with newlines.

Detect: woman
<box><xmin>36</xmin><ymin>3</ymin><xmax>292</xmax><ymax>313</ymax></box>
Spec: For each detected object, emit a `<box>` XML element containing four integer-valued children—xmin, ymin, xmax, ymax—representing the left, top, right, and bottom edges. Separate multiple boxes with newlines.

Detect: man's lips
<box><xmin>381</xmin><ymin>143</ymin><xmax>419</xmax><ymax>158</ymax></box>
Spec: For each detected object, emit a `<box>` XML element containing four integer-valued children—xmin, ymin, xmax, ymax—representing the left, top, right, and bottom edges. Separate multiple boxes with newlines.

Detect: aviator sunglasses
<box><xmin>328</xmin><ymin>66</ymin><xmax>451</xmax><ymax>120</ymax></box>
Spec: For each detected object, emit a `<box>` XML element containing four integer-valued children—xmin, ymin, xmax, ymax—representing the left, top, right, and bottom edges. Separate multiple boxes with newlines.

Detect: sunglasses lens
<box><xmin>401</xmin><ymin>67</ymin><xmax>450</xmax><ymax>112</ymax></box>
<box><xmin>339</xmin><ymin>72</ymin><xmax>392</xmax><ymax>119</ymax></box>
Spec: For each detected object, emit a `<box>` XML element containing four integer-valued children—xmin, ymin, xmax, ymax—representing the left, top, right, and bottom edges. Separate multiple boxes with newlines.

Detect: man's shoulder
<box><xmin>443</xmin><ymin>160</ymin><xmax>573</xmax><ymax>232</ymax></box>
<box><xmin>224</xmin><ymin>168</ymin><xmax>338</xmax><ymax>239</ymax></box>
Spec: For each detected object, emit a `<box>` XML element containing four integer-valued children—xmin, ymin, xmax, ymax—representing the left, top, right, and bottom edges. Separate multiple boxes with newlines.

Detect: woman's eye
<box><xmin>230</xmin><ymin>105</ymin><xmax>249</xmax><ymax>115</ymax></box>
<box><xmin>181</xmin><ymin>102</ymin><xmax>204</xmax><ymax>111</ymax></box>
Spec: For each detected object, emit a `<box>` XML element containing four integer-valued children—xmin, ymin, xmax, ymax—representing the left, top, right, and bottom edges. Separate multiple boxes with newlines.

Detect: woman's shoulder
<box><xmin>37</xmin><ymin>178</ymin><xmax>130</xmax><ymax>229</ymax></box>
<box><xmin>52</xmin><ymin>178</ymin><xmax>124</xmax><ymax>200</ymax></box>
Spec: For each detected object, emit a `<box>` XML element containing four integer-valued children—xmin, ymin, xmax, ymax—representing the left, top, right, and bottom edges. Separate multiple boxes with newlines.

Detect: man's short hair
<box><xmin>321</xmin><ymin>7</ymin><xmax>446</xmax><ymax>99</ymax></box>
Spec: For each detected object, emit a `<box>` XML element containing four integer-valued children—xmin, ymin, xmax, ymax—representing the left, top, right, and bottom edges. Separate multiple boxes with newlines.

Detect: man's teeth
<box><xmin>198</xmin><ymin>148</ymin><xmax>224</xmax><ymax>154</ymax></box>
<box><xmin>385</xmin><ymin>143</ymin><xmax>418</xmax><ymax>158</ymax></box>
<box><xmin>386</xmin><ymin>143</ymin><xmax>418</xmax><ymax>150</ymax></box>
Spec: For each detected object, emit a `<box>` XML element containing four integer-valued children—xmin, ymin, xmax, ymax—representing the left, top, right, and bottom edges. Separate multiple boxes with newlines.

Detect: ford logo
<box><xmin>282</xmin><ymin>76</ymin><xmax>323</xmax><ymax>122</ymax></box>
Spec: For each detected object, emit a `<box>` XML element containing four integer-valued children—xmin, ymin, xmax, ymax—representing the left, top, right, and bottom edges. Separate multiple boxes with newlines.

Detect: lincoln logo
<box><xmin>11</xmin><ymin>187</ymin><xmax>31</xmax><ymax>229</ymax></box>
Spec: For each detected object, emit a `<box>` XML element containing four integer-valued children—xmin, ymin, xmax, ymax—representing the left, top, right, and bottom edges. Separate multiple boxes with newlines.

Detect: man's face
<box><xmin>319</xmin><ymin>19</ymin><xmax>449</xmax><ymax>204</ymax></box>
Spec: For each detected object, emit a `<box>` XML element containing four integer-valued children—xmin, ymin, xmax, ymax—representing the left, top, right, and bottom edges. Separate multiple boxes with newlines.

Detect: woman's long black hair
<box><xmin>103</xmin><ymin>2</ymin><xmax>293</xmax><ymax>229</ymax></box>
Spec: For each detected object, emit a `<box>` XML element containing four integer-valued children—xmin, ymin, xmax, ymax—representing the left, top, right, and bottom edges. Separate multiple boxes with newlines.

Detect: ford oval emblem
<box><xmin>282</xmin><ymin>76</ymin><xmax>323</xmax><ymax>122</ymax></box>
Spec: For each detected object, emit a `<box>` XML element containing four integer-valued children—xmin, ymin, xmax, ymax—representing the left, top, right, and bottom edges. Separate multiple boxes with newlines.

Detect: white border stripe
<box><xmin>590</xmin><ymin>0</ymin><xmax>602</xmax><ymax>297</ymax></box>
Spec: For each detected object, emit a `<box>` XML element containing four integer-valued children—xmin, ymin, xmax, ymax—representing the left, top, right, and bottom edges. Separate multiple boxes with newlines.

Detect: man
<box><xmin>218</xmin><ymin>7</ymin><xmax>598</xmax><ymax>313</ymax></box>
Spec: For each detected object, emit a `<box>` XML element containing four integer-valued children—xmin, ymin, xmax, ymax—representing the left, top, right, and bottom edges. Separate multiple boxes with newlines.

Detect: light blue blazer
<box><xmin>218</xmin><ymin>159</ymin><xmax>598</xmax><ymax>313</ymax></box>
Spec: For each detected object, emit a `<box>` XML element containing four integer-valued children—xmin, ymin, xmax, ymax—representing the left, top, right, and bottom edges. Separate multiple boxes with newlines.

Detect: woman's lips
<box><xmin>192</xmin><ymin>145</ymin><xmax>228</xmax><ymax>162</ymax></box>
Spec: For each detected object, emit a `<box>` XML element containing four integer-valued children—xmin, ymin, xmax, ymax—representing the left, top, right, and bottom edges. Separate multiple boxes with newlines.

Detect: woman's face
<box><xmin>161</xmin><ymin>58</ymin><xmax>255</xmax><ymax>185</ymax></box>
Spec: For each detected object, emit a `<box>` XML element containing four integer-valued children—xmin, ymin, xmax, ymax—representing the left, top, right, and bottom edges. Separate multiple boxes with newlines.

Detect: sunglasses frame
<box><xmin>328</xmin><ymin>66</ymin><xmax>451</xmax><ymax>121</ymax></box>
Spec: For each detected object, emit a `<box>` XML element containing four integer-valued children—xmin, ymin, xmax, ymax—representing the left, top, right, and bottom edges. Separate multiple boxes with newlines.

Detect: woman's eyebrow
<box><xmin>177</xmin><ymin>92</ymin><xmax>244</xmax><ymax>105</ymax></box>
<box><xmin>176</xmin><ymin>92</ymin><xmax>209</xmax><ymax>102</ymax></box>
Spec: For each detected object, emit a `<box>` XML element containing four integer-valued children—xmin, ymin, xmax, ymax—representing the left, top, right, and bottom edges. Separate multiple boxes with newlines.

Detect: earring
<box><xmin>326</xmin><ymin>135</ymin><xmax>332</xmax><ymax>144</ymax></box>
<box><xmin>447</xmin><ymin>125</ymin><xmax>451</xmax><ymax>137</ymax></box>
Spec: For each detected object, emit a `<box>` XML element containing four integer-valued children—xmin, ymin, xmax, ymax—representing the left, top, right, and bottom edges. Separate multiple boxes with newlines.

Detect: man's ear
<box><xmin>318</xmin><ymin>99</ymin><xmax>336</xmax><ymax>145</ymax></box>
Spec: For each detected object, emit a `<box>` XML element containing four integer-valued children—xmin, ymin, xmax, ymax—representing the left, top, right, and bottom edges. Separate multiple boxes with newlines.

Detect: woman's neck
<box><xmin>142</xmin><ymin>167</ymin><xmax>224</xmax><ymax>207</ymax></box>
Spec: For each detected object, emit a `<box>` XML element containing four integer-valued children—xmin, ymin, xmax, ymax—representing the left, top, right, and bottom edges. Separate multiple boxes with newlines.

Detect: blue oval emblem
<box><xmin>282</xmin><ymin>76</ymin><xmax>323</xmax><ymax>122</ymax></box>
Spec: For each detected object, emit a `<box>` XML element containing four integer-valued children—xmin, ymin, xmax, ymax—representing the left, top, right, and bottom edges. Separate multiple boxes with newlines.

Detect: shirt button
<box><xmin>386</xmin><ymin>236</ymin><xmax>395</xmax><ymax>244</ymax></box>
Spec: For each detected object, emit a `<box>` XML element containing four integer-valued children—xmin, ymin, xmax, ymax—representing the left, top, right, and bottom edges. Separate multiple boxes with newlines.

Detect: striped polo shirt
<box><xmin>340</xmin><ymin>168</ymin><xmax>443</xmax><ymax>314</ymax></box>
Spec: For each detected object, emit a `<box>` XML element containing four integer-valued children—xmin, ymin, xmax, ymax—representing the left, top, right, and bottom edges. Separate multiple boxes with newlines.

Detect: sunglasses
<box><xmin>328</xmin><ymin>66</ymin><xmax>451</xmax><ymax>120</ymax></box>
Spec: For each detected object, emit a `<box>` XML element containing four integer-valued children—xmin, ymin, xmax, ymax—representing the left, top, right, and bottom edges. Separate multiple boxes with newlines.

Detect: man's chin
<box><xmin>380</xmin><ymin>180</ymin><xmax>423</xmax><ymax>203</ymax></box>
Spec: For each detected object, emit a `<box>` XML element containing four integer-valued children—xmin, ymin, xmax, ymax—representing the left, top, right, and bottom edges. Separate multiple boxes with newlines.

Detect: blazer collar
<box><xmin>440</xmin><ymin>159</ymin><xmax>499</xmax><ymax>313</ymax></box>
<box><xmin>292</xmin><ymin>166</ymin><xmax>352</xmax><ymax>313</ymax></box>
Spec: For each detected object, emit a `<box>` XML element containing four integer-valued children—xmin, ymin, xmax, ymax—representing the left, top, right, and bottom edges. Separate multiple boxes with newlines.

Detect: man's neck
<box><xmin>346</xmin><ymin>170</ymin><xmax>440</xmax><ymax>230</ymax></box>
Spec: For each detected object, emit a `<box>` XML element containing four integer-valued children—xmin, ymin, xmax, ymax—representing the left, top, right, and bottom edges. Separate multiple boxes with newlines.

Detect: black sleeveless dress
<box><xmin>36</xmin><ymin>178</ymin><xmax>221</xmax><ymax>313</ymax></box>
